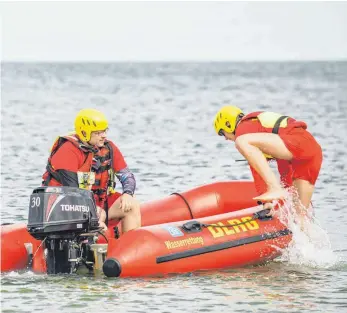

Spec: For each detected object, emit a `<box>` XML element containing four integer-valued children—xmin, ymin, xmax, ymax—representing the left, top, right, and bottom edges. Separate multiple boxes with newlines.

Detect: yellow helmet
<box><xmin>214</xmin><ymin>105</ymin><xmax>244</xmax><ymax>136</ymax></box>
<box><xmin>74</xmin><ymin>109</ymin><xmax>108</xmax><ymax>142</ymax></box>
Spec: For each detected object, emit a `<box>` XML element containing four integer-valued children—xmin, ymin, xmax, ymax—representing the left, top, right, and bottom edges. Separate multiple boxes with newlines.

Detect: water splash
<box><xmin>275</xmin><ymin>189</ymin><xmax>340</xmax><ymax>268</ymax></box>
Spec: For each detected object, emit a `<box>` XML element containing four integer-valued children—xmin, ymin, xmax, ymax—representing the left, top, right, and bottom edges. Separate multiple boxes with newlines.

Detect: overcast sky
<box><xmin>1</xmin><ymin>1</ymin><xmax>346</xmax><ymax>62</ymax></box>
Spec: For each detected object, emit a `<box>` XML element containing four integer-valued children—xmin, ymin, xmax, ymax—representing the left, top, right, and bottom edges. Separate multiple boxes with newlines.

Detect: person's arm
<box><xmin>115</xmin><ymin>167</ymin><xmax>136</xmax><ymax>196</ymax></box>
<box><xmin>109</xmin><ymin>141</ymin><xmax>136</xmax><ymax>196</ymax></box>
<box><xmin>109</xmin><ymin>141</ymin><xmax>139</xmax><ymax>214</ymax></box>
<box><xmin>97</xmin><ymin>208</ymin><xmax>107</xmax><ymax>231</ymax></box>
<box><xmin>53</xmin><ymin>170</ymin><xmax>78</xmax><ymax>186</ymax></box>
<box><xmin>50</xmin><ymin>142</ymin><xmax>81</xmax><ymax>187</ymax></box>
<box><xmin>236</xmin><ymin>120</ymin><xmax>269</xmax><ymax>196</ymax></box>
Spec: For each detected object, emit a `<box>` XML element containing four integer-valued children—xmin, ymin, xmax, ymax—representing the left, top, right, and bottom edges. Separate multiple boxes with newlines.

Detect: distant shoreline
<box><xmin>2</xmin><ymin>59</ymin><xmax>347</xmax><ymax>64</ymax></box>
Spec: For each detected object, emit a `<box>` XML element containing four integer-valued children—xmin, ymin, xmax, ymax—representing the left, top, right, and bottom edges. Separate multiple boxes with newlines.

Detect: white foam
<box><xmin>275</xmin><ymin>189</ymin><xmax>340</xmax><ymax>268</ymax></box>
<box><xmin>2</xmin><ymin>270</ymin><xmax>36</xmax><ymax>278</ymax></box>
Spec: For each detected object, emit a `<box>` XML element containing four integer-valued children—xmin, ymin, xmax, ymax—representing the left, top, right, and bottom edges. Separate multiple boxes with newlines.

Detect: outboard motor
<box><xmin>27</xmin><ymin>186</ymin><xmax>100</xmax><ymax>274</ymax></box>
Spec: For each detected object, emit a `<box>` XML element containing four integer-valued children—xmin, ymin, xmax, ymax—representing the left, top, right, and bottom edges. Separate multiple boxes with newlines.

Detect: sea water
<box><xmin>1</xmin><ymin>62</ymin><xmax>346</xmax><ymax>313</ymax></box>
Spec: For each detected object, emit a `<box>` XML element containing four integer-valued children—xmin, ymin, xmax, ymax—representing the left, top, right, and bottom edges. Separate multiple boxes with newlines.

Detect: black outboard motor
<box><xmin>27</xmin><ymin>186</ymin><xmax>100</xmax><ymax>274</ymax></box>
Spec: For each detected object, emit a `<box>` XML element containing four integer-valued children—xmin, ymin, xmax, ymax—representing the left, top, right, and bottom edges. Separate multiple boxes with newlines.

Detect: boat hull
<box><xmin>103</xmin><ymin>206</ymin><xmax>291</xmax><ymax>277</ymax></box>
<box><xmin>1</xmin><ymin>181</ymin><xmax>289</xmax><ymax>276</ymax></box>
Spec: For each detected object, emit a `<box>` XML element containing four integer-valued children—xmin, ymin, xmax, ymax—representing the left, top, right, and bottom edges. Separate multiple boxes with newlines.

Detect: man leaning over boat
<box><xmin>213</xmin><ymin>105</ymin><xmax>323</xmax><ymax>228</ymax></box>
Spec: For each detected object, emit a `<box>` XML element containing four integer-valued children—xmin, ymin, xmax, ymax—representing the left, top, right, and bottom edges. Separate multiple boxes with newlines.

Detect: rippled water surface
<box><xmin>1</xmin><ymin>62</ymin><xmax>347</xmax><ymax>312</ymax></box>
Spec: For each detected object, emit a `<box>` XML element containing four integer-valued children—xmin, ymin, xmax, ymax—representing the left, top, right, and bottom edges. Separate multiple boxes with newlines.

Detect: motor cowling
<box><xmin>27</xmin><ymin>186</ymin><xmax>99</xmax><ymax>240</ymax></box>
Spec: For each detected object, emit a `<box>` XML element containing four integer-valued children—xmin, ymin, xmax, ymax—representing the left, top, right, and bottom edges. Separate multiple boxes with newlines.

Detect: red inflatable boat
<box><xmin>0</xmin><ymin>181</ymin><xmax>292</xmax><ymax>277</ymax></box>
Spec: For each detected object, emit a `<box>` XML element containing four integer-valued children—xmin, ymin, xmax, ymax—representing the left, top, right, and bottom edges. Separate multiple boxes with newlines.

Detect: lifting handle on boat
<box><xmin>181</xmin><ymin>221</ymin><xmax>203</xmax><ymax>233</ymax></box>
<box><xmin>113</xmin><ymin>226</ymin><xmax>120</xmax><ymax>239</ymax></box>
<box><xmin>253</xmin><ymin>209</ymin><xmax>272</xmax><ymax>221</ymax></box>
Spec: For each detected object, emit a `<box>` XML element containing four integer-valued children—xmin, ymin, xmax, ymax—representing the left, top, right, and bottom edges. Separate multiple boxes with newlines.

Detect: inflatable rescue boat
<box><xmin>0</xmin><ymin>181</ymin><xmax>292</xmax><ymax>277</ymax></box>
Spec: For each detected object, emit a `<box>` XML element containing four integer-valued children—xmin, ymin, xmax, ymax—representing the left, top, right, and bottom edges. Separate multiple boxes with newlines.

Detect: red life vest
<box><xmin>239</xmin><ymin>111</ymin><xmax>307</xmax><ymax>134</ymax></box>
<box><xmin>42</xmin><ymin>134</ymin><xmax>116</xmax><ymax>207</ymax></box>
<box><xmin>237</xmin><ymin>111</ymin><xmax>307</xmax><ymax>159</ymax></box>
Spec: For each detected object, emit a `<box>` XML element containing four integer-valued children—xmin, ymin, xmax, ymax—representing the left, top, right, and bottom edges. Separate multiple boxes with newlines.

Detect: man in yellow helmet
<box><xmin>42</xmin><ymin>108</ymin><xmax>141</xmax><ymax>233</ymax></box>
<box><xmin>214</xmin><ymin>105</ymin><xmax>323</xmax><ymax>219</ymax></box>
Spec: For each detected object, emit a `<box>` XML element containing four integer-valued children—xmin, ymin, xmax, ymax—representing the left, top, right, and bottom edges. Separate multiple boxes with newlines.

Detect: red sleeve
<box><xmin>50</xmin><ymin>142</ymin><xmax>82</xmax><ymax>171</ymax></box>
<box><xmin>235</xmin><ymin>119</ymin><xmax>264</xmax><ymax>139</ymax></box>
<box><xmin>108</xmin><ymin>141</ymin><xmax>127</xmax><ymax>171</ymax></box>
<box><xmin>250</xmin><ymin>166</ymin><xmax>268</xmax><ymax>195</ymax></box>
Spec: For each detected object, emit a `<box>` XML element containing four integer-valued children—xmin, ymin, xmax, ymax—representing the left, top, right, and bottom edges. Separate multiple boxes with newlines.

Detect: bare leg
<box><xmin>121</xmin><ymin>208</ymin><xmax>141</xmax><ymax>233</ymax></box>
<box><xmin>108</xmin><ymin>197</ymin><xmax>141</xmax><ymax>233</ymax></box>
<box><xmin>290</xmin><ymin>179</ymin><xmax>315</xmax><ymax>230</ymax></box>
<box><xmin>293</xmin><ymin>179</ymin><xmax>315</xmax><ymax>212</ymax></box>
<box><xmin>235</xmin><ymin>133</ymin><xmax>294</xmax><ymax>202</ymax></box>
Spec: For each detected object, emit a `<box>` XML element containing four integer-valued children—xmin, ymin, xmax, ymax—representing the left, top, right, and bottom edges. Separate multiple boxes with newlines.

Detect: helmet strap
<box><xmin>233</xmin><ymin>113</ymin><xmax>245</xmax><ymax>134</ymax></box>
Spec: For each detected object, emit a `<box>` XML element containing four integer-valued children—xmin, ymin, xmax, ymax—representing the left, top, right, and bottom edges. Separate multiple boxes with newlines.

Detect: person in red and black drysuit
<box><xmin>42</xmin><ymin>108</ymin><xmax>141</xmax><ymax>233</ymax></box>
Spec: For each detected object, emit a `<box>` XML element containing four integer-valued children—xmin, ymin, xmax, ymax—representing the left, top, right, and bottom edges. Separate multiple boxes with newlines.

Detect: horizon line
<box><xmin>2</xmin><ymin>58</ymin><xmax>347</xmax><ymax>64</ymax></box>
